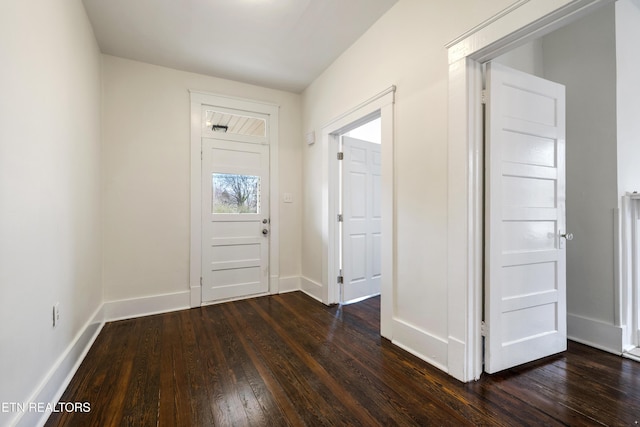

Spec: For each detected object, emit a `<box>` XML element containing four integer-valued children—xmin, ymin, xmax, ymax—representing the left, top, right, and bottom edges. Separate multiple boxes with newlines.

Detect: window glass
<box><xmin>205</xmin><ymin>110</ymin><xmax>266</xmax><ymax>137</ymax></box>
<box><xmin>212</xmin><ymin>173</ymin><xmax>261</xmax><ymax>214</ymax></box>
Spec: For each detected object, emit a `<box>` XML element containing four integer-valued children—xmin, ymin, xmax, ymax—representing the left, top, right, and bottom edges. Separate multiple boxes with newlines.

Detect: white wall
<box><xmin>542</xmin><ymin>5</ymin><xmax>619</xmax><ymax>333</ymax></box>
<box><xmin>101</xmin><ymin>56</ymin><xmax>302</xmax><ymax>304</ymax></box>
<box><xmin>616</xmin><ymin>0</ymin><xmax>640</xmax><ymax>197</ymax></box>
<box><xmin>301</xmin><ymin>0</ymin><xmax>515</xmax><ymax>364</ymax></box>
<box><xmin>345</xmin><ymin>118</ymin><xmax>382</xmax><ymax>144</ymax></box>
<box><xmin>494</xmin><ymin>39</ymin><xmax>545</xmax><ymax>77</ymax></box>
<box><xmin>0</xmin><ymin>0</ymin><xmax>103</xmax><ymax>425</ymax></box>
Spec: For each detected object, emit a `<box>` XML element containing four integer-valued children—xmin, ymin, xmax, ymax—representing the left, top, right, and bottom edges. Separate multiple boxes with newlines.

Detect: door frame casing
<box><xmin>321</xmin><ymin>86</ymin><xmax>395</xmax><ymax>338</ymax></box>
<box><xmin>189</xmin><ymin>91</ymin><xmax>280</xmax><ymax>307</ymax></box>
<box><xmin>446</xmin><ymin>0</ymin><xmax>614</xmax><ymax>381</ymax></box>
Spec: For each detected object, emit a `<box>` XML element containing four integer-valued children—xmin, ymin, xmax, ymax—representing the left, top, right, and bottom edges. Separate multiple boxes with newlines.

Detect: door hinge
<box><xmin>201</xmin><ymin>150</ymin><xmax>203</xmax><ymax>160</ymax></box>
<box><xmin>337</xmin><ymin>152</ymin><xmax>344</xmax><ymax>160</ymax></box>
<box><xmin>200</xmin><ymin>277</ymin><xmax>203</xmax><ymax>286</ymax></box>
<box><xmin>481</xmin><ymin>89</ymin><xmax>487</xmax><ymax>105</ymax></box>
<box><xmin>337</xmin><ymin>214</ymin><xmax>343</xmax><ymax>222</ymax></box>
<box><xmin>337</xmin><ymin>275</ymin><xmax>343</xmax><ymax>284</ymax></box>
<box><xmin>480</xmin><ymin>320</ymin><xmax>487</xmax><ymax>337</ymax></box>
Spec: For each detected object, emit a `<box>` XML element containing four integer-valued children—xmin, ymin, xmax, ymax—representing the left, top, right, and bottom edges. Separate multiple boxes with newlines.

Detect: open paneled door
<box><xmin>341</xmin><ymin>136</ymin><xmax>382</xmax><ymax>303</ymax></box>
<box><xmin>485</xmin><ymin>62</ymin><xmax>568</xmax><ymax>373</ymax></box>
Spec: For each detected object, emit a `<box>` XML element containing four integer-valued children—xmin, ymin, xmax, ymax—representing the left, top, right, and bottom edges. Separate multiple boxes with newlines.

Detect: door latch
<box><xmin>559</xmin><ymin>230</ymin><xmax>573</xmax><ymax>249</ymax></box>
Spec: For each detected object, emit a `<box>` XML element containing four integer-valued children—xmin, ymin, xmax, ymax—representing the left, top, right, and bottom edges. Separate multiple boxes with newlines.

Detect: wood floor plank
<box><xmin>258</xmin><ymin>294</ymin><xmax>465</xmax><ymax>426</ymax></box>
<box><xmin>44</xmin><ymin>292</ymin><xmax>640</xmax><ymax>427</ymax></box>
<box><xmin>251</xmin><ymin>300</ymin><xmax>402</xmax><ymax>425</ymax></box>
<box><xmin>473</xmin><ymin>364</ymin><xmax>600</xmax><ymax>426</ymax></box>
<box><xmin>280</xmin><ymin>294</ymin><xmax>511</xmax><ymax>426</ymax></box>
<box><xmin>228</xmin><ymin>298</ymin><xmax>361</xmax><ymax>426</ymax></box>
<box><xmin>222</xmin><ymin>303</ymin><xmax>305</xmax><ymax>427</ymax></box>
<box><xmin>180</xmin><ymin>309</ymin><xmax>216</xmax><ymax>426</ymax></box>
<box><xmin>201</xmin><ymin>301</ymin><xmax>273</xmax><ymax>426</ymax></box>
<box><xmin>120</xmin><ymin>316</ymin><xmax>162</xmax><ymax>426</ymax></box>
<box><xmin>200</xmin><ymin>307</ymin><xmax>252</xmax><ymax>426</ymax></box>
<box><xmin>158</xmin><ymin>312</ymin><xmax>192</xmax><ymax>427</ymax></box>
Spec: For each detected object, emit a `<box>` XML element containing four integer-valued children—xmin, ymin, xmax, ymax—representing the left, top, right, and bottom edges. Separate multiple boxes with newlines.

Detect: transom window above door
<box><xmin>204</xmin><ymin>109</ymin><xmax>266</xmax><ymax>138</ymax></box>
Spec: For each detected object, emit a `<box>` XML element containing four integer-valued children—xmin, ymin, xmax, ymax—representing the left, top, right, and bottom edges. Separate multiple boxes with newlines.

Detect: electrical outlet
<box><xmin>53</xmin><ymin>303</ymin><xmax>60</xmax><ymax>328</ymax></box>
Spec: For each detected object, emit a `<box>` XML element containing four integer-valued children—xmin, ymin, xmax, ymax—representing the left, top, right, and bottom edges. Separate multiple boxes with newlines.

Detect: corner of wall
<box><xmin>300</xmin><ymin>276</ymin><xmax>324</xmax><ymax>303</ymax></box>
<box><xmin>278</xmin><ymin>276</ymin><xmax>302</xmax><ymax>294</ymax></box>
<box><xmin>15</xmin><ymin>306</ymin><xmax>105</xmax><ymax>427</ymax></box>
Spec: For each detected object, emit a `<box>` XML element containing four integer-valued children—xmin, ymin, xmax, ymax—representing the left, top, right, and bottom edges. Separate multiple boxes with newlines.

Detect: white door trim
<box><xmin>445</xmin><ymin>0</ymin><xmax>614</xmax><ymax>382</ymax></box>
<box><xmin>189</xmin><ymin>91</ymin><xmax>280</xmax><ymax>307</ymax></box>
<box><xmin>321</xmin><ymin>86</ymin><xmax>395</xmax><ymax>339</ymax></box>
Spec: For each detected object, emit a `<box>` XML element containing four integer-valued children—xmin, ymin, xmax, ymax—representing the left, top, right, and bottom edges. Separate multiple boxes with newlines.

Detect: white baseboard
<box><xmin>446</xmin><ymin>336</ymin><xmax>468</xmax><ymax>382</ymax></box>
<box><xmin>270</xmin><ymin>275</ymin><xmax>280</xmax><ymax>294</ymax></box>
<box><xmin>568</xmin><ymin>313</ymin><xmax>623</xmax><ymax>355</ymax></box>
<box><xmin>190</xmin><ymin>286</ymin><xmax>200</xmax><ymax>308</ymax></box>
<box><xmin>104</xmin><ymin>291</ymin><xmax>191</xmax><ymax>322</ymax></box>
<box><xmin>278</xmin><ymin>276</ymin><xmax>301</xmax><ymax>293</ymax></box>
<box><xmin>623</xmin><ymin>347</ymin><xmax>640</xmax><ymax>362</ymax></box>
<box><xmin>300</xmin><ymin>276</ymin><xmax>324</xmax><ymax>303</ymax></box>
<box><xmin>15</xmin><ymin>305</ymin><xmax>105</xmax><ymax>427</ymax></box>
<box><xmin>392</xmin><ymin>318</ymin><xmax>449</xmax><ymax>373</ymax></box>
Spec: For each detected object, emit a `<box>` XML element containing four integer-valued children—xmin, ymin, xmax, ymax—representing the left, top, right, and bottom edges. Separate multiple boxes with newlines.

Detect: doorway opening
<box><xmin>321</xmin><ymin>86</ymin><xmax>395</xmax><ymax>338</ymax></box>
<box><xmin>337</xmin><ymin>118</ymin><xmax>382</xmax><ymax>305</ymax></box>
<box><xmin>446</xmin><ymin>0</ymin><xmax>619</xmax><ymax>381</ymax></box>
<box><xmin>189</xmin><ymin>91</ymin><xmax>280</xmax><ymax>307</ymax></box>
<box><xmin>481</xmin><ymin>3</ymin><xmax>626</xmax><ymax>374</ymax></box>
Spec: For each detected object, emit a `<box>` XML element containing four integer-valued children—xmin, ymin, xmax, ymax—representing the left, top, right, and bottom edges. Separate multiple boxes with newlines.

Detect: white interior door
<box><xmin>201</xmin><ymin>137</ymin><xmax>270</xmax><ymax>302</ymax></box>
<box><xmin>485</xmin><ymin>62</ymin><xmax>567</xmax><ymax>373</ymax></box>
<box><xmin>341</xmin><ymin>136</ymin><xmax>382</xmax><ymax>303</ymax></box>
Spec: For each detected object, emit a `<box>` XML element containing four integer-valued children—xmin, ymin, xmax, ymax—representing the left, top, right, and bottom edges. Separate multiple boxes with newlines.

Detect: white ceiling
<box><xmin>82</xmin><ymin>0</ymin><xmax>398</xmax><ymax>93</ymax></box>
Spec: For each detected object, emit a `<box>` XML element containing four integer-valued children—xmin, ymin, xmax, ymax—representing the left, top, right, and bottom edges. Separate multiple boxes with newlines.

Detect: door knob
<box><xmin>561</xmin><ymin>232</ymin><xmax>573</xmax><ymax>241</ymax></box>
<box><xmin>262</xmin><ymin>228</ymin><xmax>269</xmax><ymax>235</ymax></box>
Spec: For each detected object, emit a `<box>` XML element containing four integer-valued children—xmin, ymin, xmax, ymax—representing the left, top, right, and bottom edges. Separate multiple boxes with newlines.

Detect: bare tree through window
<box><xmin>212</xmin><ymin>173</ymin><xmax>260</xmax><ymax>213</ymax></box>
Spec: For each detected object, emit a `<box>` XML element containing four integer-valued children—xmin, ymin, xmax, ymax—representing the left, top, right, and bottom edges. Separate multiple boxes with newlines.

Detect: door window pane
<box><xmin>212</xmin><ymin>173</ymin><xmax>261</xmax><ymax>214</ymax></box>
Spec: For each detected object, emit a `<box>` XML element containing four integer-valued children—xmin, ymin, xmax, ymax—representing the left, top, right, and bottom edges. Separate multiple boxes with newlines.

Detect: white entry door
<box><xmin>341</xmin><ymin>136</ymin><xmax>382</xmax><ymax>303</ymax></box>
<box><xmin>484</xmin><ymin>62</ymin><xmax>567</xmax><ymax>373</ymax></box>
<box><xmin>201</xmin><ymin>136</ymin><xmax>270</xmax><ymax>303</ymax></box>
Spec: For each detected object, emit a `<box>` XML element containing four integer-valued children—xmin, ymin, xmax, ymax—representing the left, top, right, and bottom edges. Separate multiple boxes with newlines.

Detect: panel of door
<box><xmin>342</xmin><ymin>136</ymin><xmax>382</xmax><ymax>303</ymax></box>
<box><xmin>485</xmin><ymin>62</ymin><xmax>567</xmax><ymax>373</ymax></box>
<box><xmin>201</xmin><ymin>137</ymin><xmax>270</xmax><ymax>302</ymax></box>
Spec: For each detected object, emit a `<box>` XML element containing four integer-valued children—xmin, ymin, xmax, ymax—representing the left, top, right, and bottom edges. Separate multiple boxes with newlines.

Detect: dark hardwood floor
<box><xmin>45</xmin><ymin>292</ymin><xmax>640</xmax><ymax>426</ymax></box>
